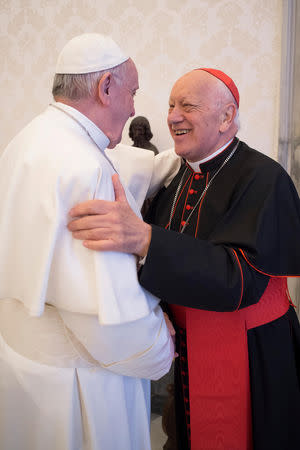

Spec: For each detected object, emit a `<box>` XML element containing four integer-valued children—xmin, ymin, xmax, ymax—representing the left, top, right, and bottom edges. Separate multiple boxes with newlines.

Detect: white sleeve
<box><xmin>58</xmin><ymin>305</ymin><xmax>174</xmax><ymax>380</ymax></box>
<box><xmin>105</xmin><ymin>144</ymin><xmax>154</xmax><ymax>210</ymax></box>
<box><xmin>105</xmin><ymin>145</ymin><xmax>181</xmax><ymax>207</ymax></box>
<box><xmin>146</xmin><ymin>148</ymin><xmax>181</xmax><ymax>198</ymax></box>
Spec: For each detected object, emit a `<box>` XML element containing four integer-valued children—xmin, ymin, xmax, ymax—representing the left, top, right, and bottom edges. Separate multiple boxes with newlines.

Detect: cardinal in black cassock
<box><xmin>68</xmin><ymin>67</ymin><xmax>300</xmax><ymax>450</ymax></box>
<box><xmin>139</xmin><ymin>69</ymin><xmax>300</xmax><ymax>450</ymax></box>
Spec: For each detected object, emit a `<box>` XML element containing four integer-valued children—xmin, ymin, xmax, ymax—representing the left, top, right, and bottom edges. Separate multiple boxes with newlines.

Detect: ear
<box><xmin>97</xmin><ymin>72</ymin><xmax>112</xmax><ymax>106</ymax></box>
<box><xmin>219</xmin><ymin>104</ymin><xmax>236</xmax><ymax>133</ymax></box>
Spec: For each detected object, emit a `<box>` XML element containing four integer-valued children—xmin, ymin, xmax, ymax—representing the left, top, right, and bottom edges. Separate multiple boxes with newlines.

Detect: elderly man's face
<box><xmin>108</xmin><ymin>59</ymin><xmax>139</xmax><ymax>149</ymax></box>
<box><xmin>167</xmin><ymin>71</ymin><xmax>223</xmax><ymax>162</ymax></box>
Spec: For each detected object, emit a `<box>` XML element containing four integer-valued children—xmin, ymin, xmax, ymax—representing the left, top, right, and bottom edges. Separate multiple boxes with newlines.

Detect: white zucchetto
<box><xmin>56</xmin><ymin>33</ymin><xmax>129</xmax><ymax>74</ymax></box>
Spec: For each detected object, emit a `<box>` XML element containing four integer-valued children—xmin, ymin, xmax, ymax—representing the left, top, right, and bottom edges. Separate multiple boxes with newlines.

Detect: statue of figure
<box><xmin>129</xmin><ymin>116</ymin><xmax>158</xmax><ymax>155</ymax></box>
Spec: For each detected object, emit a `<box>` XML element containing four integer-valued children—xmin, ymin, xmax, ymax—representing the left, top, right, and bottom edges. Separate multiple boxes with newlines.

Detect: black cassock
<box><xmin>140</xmin><ymin>138</ymin><xmax>300</xmax><ymax>450</ymax></box>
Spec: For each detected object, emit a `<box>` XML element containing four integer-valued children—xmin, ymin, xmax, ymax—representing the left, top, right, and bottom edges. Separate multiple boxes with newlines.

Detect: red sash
<box><xmin>170</xmin><ymin>277</ymin><xmax>290</xmax><ymax>450</ymax></box>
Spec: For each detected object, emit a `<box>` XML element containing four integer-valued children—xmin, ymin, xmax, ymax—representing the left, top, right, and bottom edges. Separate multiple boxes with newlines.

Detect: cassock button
<box><xmin>181</xmin><ymin>220</ymin><xmax>186</xmax><ymax>226</ymax></box>
<box><xmin>194</xmin><ymin>174</ymin><xmax>200</xmax><ymax>180</ymax></box>
<box><xmin>186</xmin><ymin>204</ymin><xmax>192</xmax><ymax>210</ymax></box>
<box><xmin>189</xmin><ymin>189</ymin><xmax>194</xmax><ymax>194</ymax></box>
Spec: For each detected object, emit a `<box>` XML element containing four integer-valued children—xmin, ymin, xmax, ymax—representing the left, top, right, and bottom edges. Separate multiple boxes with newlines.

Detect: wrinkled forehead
<box><xmin>169</xmin><ymin>71</ymin><xmax>211</xmax><ymax>103</ymax></box>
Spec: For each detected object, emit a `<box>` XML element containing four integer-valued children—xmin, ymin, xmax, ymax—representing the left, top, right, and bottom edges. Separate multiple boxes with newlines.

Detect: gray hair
<box><xmin>214</xmin><ymin>80</ymin><xmax>240</xmax><ymax>130</ymax></box>
<box><xmin>233</xmin><ymin>109</ymin><xmax>240</xmax><ymax>130</ymax></box>
<box><xmin>52</xmin><ymin>59</ymin><xmax>129</xmax><ymax>100</ymax></box>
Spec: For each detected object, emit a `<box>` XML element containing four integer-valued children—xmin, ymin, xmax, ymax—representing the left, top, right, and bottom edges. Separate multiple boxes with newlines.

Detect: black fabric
<box><xmin>174</xmin><ymin>329</ymin><xmax>190</xmax><ymax>450</ymax></box>
<box><xmin>141</xmin><ymin>225</ymin><xmax>269</xmax><ymax>311</ymax></box>
<box><xmin>146</xmin><ymin>139</ymin><xmax>300</xmax><ymax>273</ymax></box>
<box><xmin>141</xmin><ymin>140</ymin><xmax>300</xmax><ymax>311</ymax></box>
<box><xmin>139</xmin><ymin>139</ymin><xmax>300</xmax><ymax>449</ymax></box>
<box><xmin>248</xmin><ymin>306</ymin><xmax>300</xmax><ymax>450</ymax></box>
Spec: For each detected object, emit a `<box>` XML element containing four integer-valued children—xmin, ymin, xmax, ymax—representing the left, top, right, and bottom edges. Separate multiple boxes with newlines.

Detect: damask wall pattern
<box><xmin>0</xmin><ymin>0</ymin><xmax>282</xmax><ymax>158</ymax></box>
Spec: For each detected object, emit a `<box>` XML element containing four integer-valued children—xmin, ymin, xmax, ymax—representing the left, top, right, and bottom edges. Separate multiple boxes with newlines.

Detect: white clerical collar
<box><xmin>187</xmin><ymin>138</ymin><xmax>234</xmax><ymax>172</ymax></box>
<box><xmin>51</xmin><ymin>101</ymin><xmax>110</xmax><ymax>151</ymax></box>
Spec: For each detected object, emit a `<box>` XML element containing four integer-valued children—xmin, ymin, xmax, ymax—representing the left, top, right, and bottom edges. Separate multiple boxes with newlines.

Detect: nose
<box><xmin>168</xmin><ymin>106</ymin><xmax>183</xmax><ymax>124</ymax></box>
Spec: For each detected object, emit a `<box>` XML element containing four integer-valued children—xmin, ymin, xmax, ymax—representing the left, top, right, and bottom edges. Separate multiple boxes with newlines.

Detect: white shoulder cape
<box><xmin>0</xmin><ymin>106</ymin><xmax>180</xmax><ymax>325</ymax></box>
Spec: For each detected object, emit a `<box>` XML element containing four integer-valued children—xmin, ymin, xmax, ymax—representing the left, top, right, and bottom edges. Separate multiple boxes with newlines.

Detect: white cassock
<box><xmin>0</xmin><ymin>102</ymin><xmax>181</xmax><ymax>450</ymax></box>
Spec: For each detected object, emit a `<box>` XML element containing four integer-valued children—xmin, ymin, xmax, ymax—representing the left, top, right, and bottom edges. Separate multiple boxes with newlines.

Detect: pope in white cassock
<box><xmin>0</xmin><ymin>34</ymin><xmax>180</xmax><ymax>450</ymax></box>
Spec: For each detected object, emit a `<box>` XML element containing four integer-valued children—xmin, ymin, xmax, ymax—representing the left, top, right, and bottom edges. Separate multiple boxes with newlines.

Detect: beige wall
<box><xmin>0</xmin><ymin>0</ymin><xmax>282</xmax><ymax>159</ymax></box>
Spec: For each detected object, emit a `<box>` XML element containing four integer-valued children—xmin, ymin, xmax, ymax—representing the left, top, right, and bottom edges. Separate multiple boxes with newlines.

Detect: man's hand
<box><xmin>68</xmin><ymin>174</ymin><xmax>152</xmax><ymax>256</ymax></box>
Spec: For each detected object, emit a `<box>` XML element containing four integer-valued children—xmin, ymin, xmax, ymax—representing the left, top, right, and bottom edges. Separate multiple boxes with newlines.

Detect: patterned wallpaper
<box><xmin>0</xmin><ymin>0</ymin><xmax>282</xmax><ymax>159</ymax></box>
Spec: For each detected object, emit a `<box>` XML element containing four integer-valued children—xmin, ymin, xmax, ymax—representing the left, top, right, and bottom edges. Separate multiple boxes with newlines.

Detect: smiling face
<box><xmin>168</xmin><ymin>70</ymin><xmax>233</xmax><ymax>162</ymax></box>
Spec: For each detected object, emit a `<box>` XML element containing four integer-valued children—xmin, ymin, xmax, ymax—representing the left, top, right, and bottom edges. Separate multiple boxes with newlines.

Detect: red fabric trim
<box><xmin>180</xmin><ymin>176</ymin><xmax>194</xmax><ymax>231</ymax></box>
<box><xmin>194</xmin><ymin>172</ymin><xmax>209</xmax><ymax>238</ymax></box>
<box><xmin>186</xmin><ymin>162</ymin><xmax>194</xmax><ymax>173</ymax></box>
<box><xmin>232</xmin><ymin>248</ymin><xmax>244</xmax><ymax>311</ymax></box>
<box><xmin>238</xmin><ymin>277</ymin><xmax>289</xmax><ymax>329</ymax></box>
<box><xmin>175</xmin><ymin>277</ymin><xmax>289</xmax><ymax>450</ymax></box>
<box><xmin>239</xmin><ymin>248</ymin><xmax>300</xmax><ymax>278</ymax></box>
<box><xmin>286</xmin><ymin>284</ymin><xmax>297</xmax><ymax>308</ymax></box>
<box><xmin>178</xmin><ymin>331</ymin><xmax>191</xmax><ymax>444</ymax></box>
<box><xmin>164</xmin><ymin>171</ymin><xmax>192</xmax><ymax>229</ymax></box>
<box><xmin>196</xmin><ymin>68</ymin><xmax>240</xmax><ymax>107</ymax></box>
<box><xmin>186</xmin><ymin>162</ymin><xmax>201</xmax><ymax>174</ymax></box>
<box><xmin>169</xmin><ymin>304</ymin><xmax>186</xmax><ymax>329</ymax></box>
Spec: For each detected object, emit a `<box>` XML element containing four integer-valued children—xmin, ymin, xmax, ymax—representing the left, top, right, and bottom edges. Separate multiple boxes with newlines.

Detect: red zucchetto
<box><xmin>196</xmin><ymin>68</ymin><xmax>239</xmax><ymax>107</ymax></box>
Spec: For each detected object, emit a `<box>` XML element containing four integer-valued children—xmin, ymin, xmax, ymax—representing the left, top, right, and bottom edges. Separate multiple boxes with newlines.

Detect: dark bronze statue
<box><xmin>129</xmin><ymin>116</ymin><xmax>158</xmax><ymax>155</ymax></box>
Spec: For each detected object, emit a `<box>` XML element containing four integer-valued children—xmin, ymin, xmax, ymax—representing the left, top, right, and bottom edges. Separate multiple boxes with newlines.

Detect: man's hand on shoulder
<box><xmin>68</xmin><ymin>174</ymin><xmax>152</xmax><ymax>257</ymax></box>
